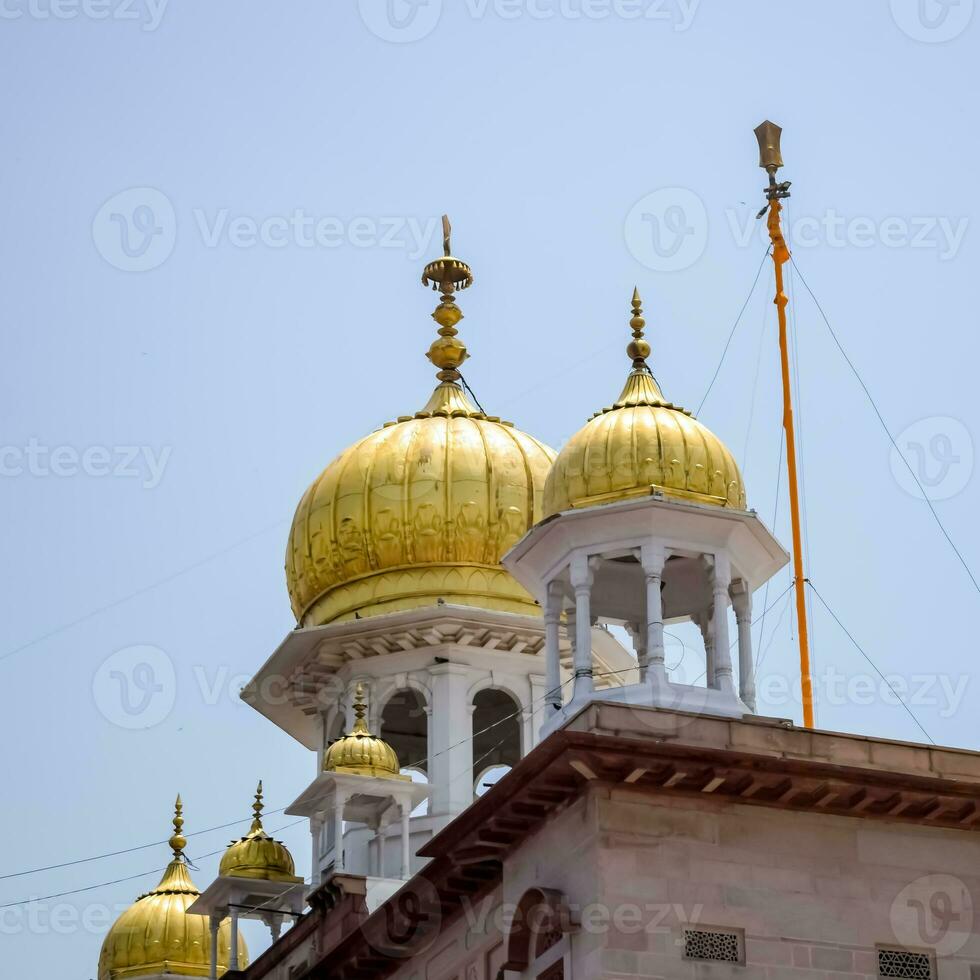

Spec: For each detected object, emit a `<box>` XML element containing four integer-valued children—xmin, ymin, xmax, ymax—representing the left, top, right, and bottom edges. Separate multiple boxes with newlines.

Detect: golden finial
<box><xmin>350</xmin><ymin>682</ymin><xmax>371</xmax><ymax>735</ymax></box>
<box><xmin>421</xmin><ymin>214</ymin><xmax>474</xmax><ymax>383</ymax></box>
<box><xmin>249</xmin><ymin>780</ymin><xmax>265</xmax><ymax>835</ymax></box>
<box><xmin>169</xmin><ymin>794</ymin><xmax>187</xmax><ymax>861</ymax></box>
<box><xmin>626</xmin><ymin>287</ymin><xmax>651</xmax><ymax>367</ymax></box>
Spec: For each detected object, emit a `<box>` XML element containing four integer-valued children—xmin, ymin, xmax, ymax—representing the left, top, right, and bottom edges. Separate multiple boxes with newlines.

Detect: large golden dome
<box><xmin>543</xmin><ymin>290</ymin><xmax>746</xmax><ymax>517</ymax></box>
<box><xmin>98</xmin><ymin>799</ymin><xmax>248</xmax><ymax>980</ymax></box>
<box><xmin>285</xmin><ymin>224</ymin><xmax>555</xmax><ymax>626</ymax></box>
<box><xmin>219</xmin><ymin>782</ymin><xmax>302</xmax><ymax>883</ymax></box>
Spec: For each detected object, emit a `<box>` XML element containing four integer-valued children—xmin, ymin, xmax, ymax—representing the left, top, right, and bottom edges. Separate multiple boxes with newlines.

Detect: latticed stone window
<box><xmin>878</xmin><ymin>949</ymin><xmax>933</xmax><ymax>979</ymax></box>
<box><xmin>683</xmin><ymin>928</ymin><xmax>743</xmax><ymax>963</ymax></box>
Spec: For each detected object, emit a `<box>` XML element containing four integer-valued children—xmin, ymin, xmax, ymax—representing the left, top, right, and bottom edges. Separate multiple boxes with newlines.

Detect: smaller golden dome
<box><xmin>324</xmin><ymin>684</ymin><xmax>409</xmax><ymax>779</ymax></box>
<box><xmin>98</xmin><ymin>797</ymin><xmax>247</xmax><ymax>980</ymax></box>
<box><xmin>543</xmin><ymin>290</ymin><xmax>747</xmax><ymax>517</ymax></box>
<box><xmin>219</xmin><ymin>782</ymin><xmax>302</xmax><ymax>883</ymax></box>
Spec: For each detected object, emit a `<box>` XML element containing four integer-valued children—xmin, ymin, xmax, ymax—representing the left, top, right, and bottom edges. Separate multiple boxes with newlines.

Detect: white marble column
<box><xmin>711</xmin><ymin>554</ymin><xmax>735</xmax><ymax>694</ymax></box>
<box><xmin>543</xmin><ymin>580</ymin><xmax>563</xmax><ymax>714</ymax></box>
<box><xmin>229</xmin><ymin>908</ymin><xmax>240</xmax><ymax>971</ymax></box>
<box><xmin>399</xmin><ymin>802</ymin><xmax>411</xmax><ymax>879</ymax></box>
<box><xmin>640</xmin><ymin>543</ymin><xmax>667</xmax><ymax>688</ymax></box>
<box><xmin>569</xmin><ymin>555</ymin><xmax>594</xmax><ymax>702</ymax></box>
<box><xmin>333</xmin><ymin>791</ymin><xmax>347</xmax><ymax>873</ymax></box>
<box><xmin>208</xmin><ymin>914</ymin><xmax>220</xmax><ymax>980</ymax></box>
<box><xmin>428</xmin><ymin>662</ymin><xmax>474</xmax><ymax>817</ymax></box>
<box><xmin>731</xmin><ymin>579</ymin><xmax>755</xmax><ymax>711</ymax></box>
<box><xmin>310</xmin><ymin>813</ymin><xmax>324</xmax><ymax>883</ymax></box>
<box><xmin>528</xmin><ymin>673</ymin><xmax>546</xmax><ymax>747</ymax></box>
<box><xmin>371</xmin><ymin>824</ymin><xmax>383</xmax><ymax>877</ymax></box>
<box><xmin>630</xmin><ymin>622</ymin><xmax>648</xmax><ymax>680</ymax></box>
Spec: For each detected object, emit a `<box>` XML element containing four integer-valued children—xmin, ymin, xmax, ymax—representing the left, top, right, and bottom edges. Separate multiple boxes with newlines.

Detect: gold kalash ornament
<box><xmin>285</xmin><ymin>217</ymin><xmax>555</xmax><ymax>626</ymax></box>
<box><xmin>543</xmin><ymin>288</ymin><xmax>746</xmax><ymax>516</ymax></box>
<box><xmin>323</xmin><ymin>683</ymin><xmax>409</xmax><ymax>779</ymax></box>
<box><xmin>98</xmin><ymin>797</ymin><xmax>247</xmax><ymax>979</ymax></box>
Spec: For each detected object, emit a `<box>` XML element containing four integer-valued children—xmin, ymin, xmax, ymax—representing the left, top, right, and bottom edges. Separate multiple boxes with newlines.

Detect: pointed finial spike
<box><xmin>442</xmin><ymin>214</ymin><xmax>452</xmax><ymax>256</ymax></box>
<box><xmin>627</xmin><ymin>287</ymin><xmax>650</xmax><ymax>367</ymax></box>
<box><xmin>169</xmin><ymin>794</ymin><xmax>187</xmax><ymax>860</ymax></box>
<box><xmin>351</xmin><ymin>683</ymin><xmax>371</xmax><ymax>735</ymax></box>
<box><xmin>249</xmin><ymin>779</ymin><xmax>265</xmax><ymax>835</ymax></box>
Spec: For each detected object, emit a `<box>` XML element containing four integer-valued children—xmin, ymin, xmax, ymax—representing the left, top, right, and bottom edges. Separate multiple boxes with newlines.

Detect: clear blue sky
<box><xmin>1</xmin><ymin>2</ymin><xmax>977</xmax><ymax>975</ymax></box>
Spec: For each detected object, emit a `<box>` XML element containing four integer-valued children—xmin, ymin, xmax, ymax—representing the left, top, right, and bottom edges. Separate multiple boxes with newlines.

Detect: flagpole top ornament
<box><xmin>754</xmin><ymin>120</ymin><xmax>792</xmax><ymax>215</ymax></box>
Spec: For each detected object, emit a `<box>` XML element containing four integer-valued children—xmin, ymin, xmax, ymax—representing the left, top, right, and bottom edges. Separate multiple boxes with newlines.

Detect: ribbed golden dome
<box><xmin>543</xmin><ymin>291</ymin><xmax>746</xmax><ymax>517</ymax></box>
<box><xmin>285</xmin><ymin>222</ymin><xmax>555</xmax><ymax>627</ymax></box>
<box><xmin>219</xmin><ymin>782</ymin><xmax>302</xmax><ymax>883</ymax></box>
<box><xmin>98</xmin><ymin>798</ymin><xmax>248</xmax><ymax>980</ymax></box>
<box><xmin>323</xmin><ymin>684</ymin><xmax>409</xmax><ymax>779</ymax></box>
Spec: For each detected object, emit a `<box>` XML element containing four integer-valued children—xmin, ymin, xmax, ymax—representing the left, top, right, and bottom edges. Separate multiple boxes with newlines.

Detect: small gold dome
<box><xmin>323</xmin><ymin>684</ymin><xmax>409</xmax><ymax>779</ymax></box>
<box><xmin>543</xmin><ymin>291</ymin><xmax>746</xmax><ymax>517</ymax></box>
<box><xmin>285</xmin><ymin>223</ymin><xmax>554</xmax><ymax>627</ymax></box>
<box><xmin>219</xmin><ymin>782</ymin><xmax>302</xmax><ymax>883</ymax></box>
<box><xmin>98</xmin><ymin>798</ymin><xmax>248</xmax><ymax>980</ymax></box>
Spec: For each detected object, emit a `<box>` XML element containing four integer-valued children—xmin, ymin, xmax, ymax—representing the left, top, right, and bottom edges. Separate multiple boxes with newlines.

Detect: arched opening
<box><xmin>472</xmin><ymin>689</ymin><xmax>521</xmax><ymax>789</ymax></box>
<box><xmin>380</xmin><ymin>688</ymin><xmax>428</xmax><ymax>775</ymax></box>
<box><xmin>475</xmin><ymin>763</ymin><xmax>511</xmax><ymax>797</ymax></box>
<box><xmin>381</xmin><ymin>688</ymin><xmax>431</xmax><ymax>818</ymax></box>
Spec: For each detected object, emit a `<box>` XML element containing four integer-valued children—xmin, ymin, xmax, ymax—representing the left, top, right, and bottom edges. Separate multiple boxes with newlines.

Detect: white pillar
<box><xmin>731</xmin><ymin>579</ymin><xmax>755</xmax><ymax>711</ymax></box>
<box><xmin>371</xmin><ymin>824</ymin><xmax>383</xmax><ymax>877</ymax></box>
<box><xmin>400</xmin><ymin>802</ymin><xmax>411</xmax><ymax>879</ymax></box>
<box><xmin>640</xmin><ymin>543</ymin><xmax>667</xmax><ymax>688</ymax></box>
<box><xmin>209</xmin><ymin>914</ymin><xmax>220</xmax><ymax>980</ymax></box>
<box><xmin>698</xmin><ymin>612</ymin><xmax>715</xmax><ymax>688</ymax></box>
<box><xmin>528</xmin><ymin>673</ymin><xmax>546</xmax><ymax>747</ymax></box>
<box><xmin>333</xmin><ymin>791</ymin><xmax>347</xmax><ymax>873</ymax></box>
<box><xmin>543</xmin><ymin>580</ymin><xmax>563</xmax><ymax>714</ymax></box>
<box><xmin>629</xmin><ymin>622</ymin><xmax>648</xmax><ymax>680</ymax></box>
<box><xmin>569</xmin><ymin>555</ymin><xmax>594</xmax><ymax>702</ymax></box>
<box><xmin>229</xmin><ymin>908</ymin><xmax>240</xmax><ymax>971</ymax></box>
<box><xmin>428</xmin><ymin>662</ymin><xmax>473</xmax><ymax>818</ymax></box>
<box><xmin>712</xmin><ymin>554</ymin><xmax>735</xmax><ymax>694</ymax></box>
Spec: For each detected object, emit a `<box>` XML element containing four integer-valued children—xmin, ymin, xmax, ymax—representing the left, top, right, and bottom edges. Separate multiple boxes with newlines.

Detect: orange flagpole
<box><xmin>755</xmin><ymin>122</ymin><xmax>814</xmax><ymax>728</ymax></box>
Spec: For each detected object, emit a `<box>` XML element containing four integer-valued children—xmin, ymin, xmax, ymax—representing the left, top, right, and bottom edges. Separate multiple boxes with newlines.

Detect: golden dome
<box><xmin>323</xmin><ymin>684</ymin><xmax>409</xmax><ymax>779</ymax></box>
<box><xmin>98</xmin><ymin>798</ymin><xmax>248</xmax><ymax>980</ymax></box>
<box><xmin>285</xmin><ymin>220</ymin><xmax>555</xmax><ymax>627</ymax></box>
<box><xmin>543</xmin><ymin>290</ymin><xmax>746</xmax><ymax>517</ymax></box>
<box><xmin>218</xmin><ymin>782</ymin><xmax>302</xmax><ymax>883</ymax></box>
